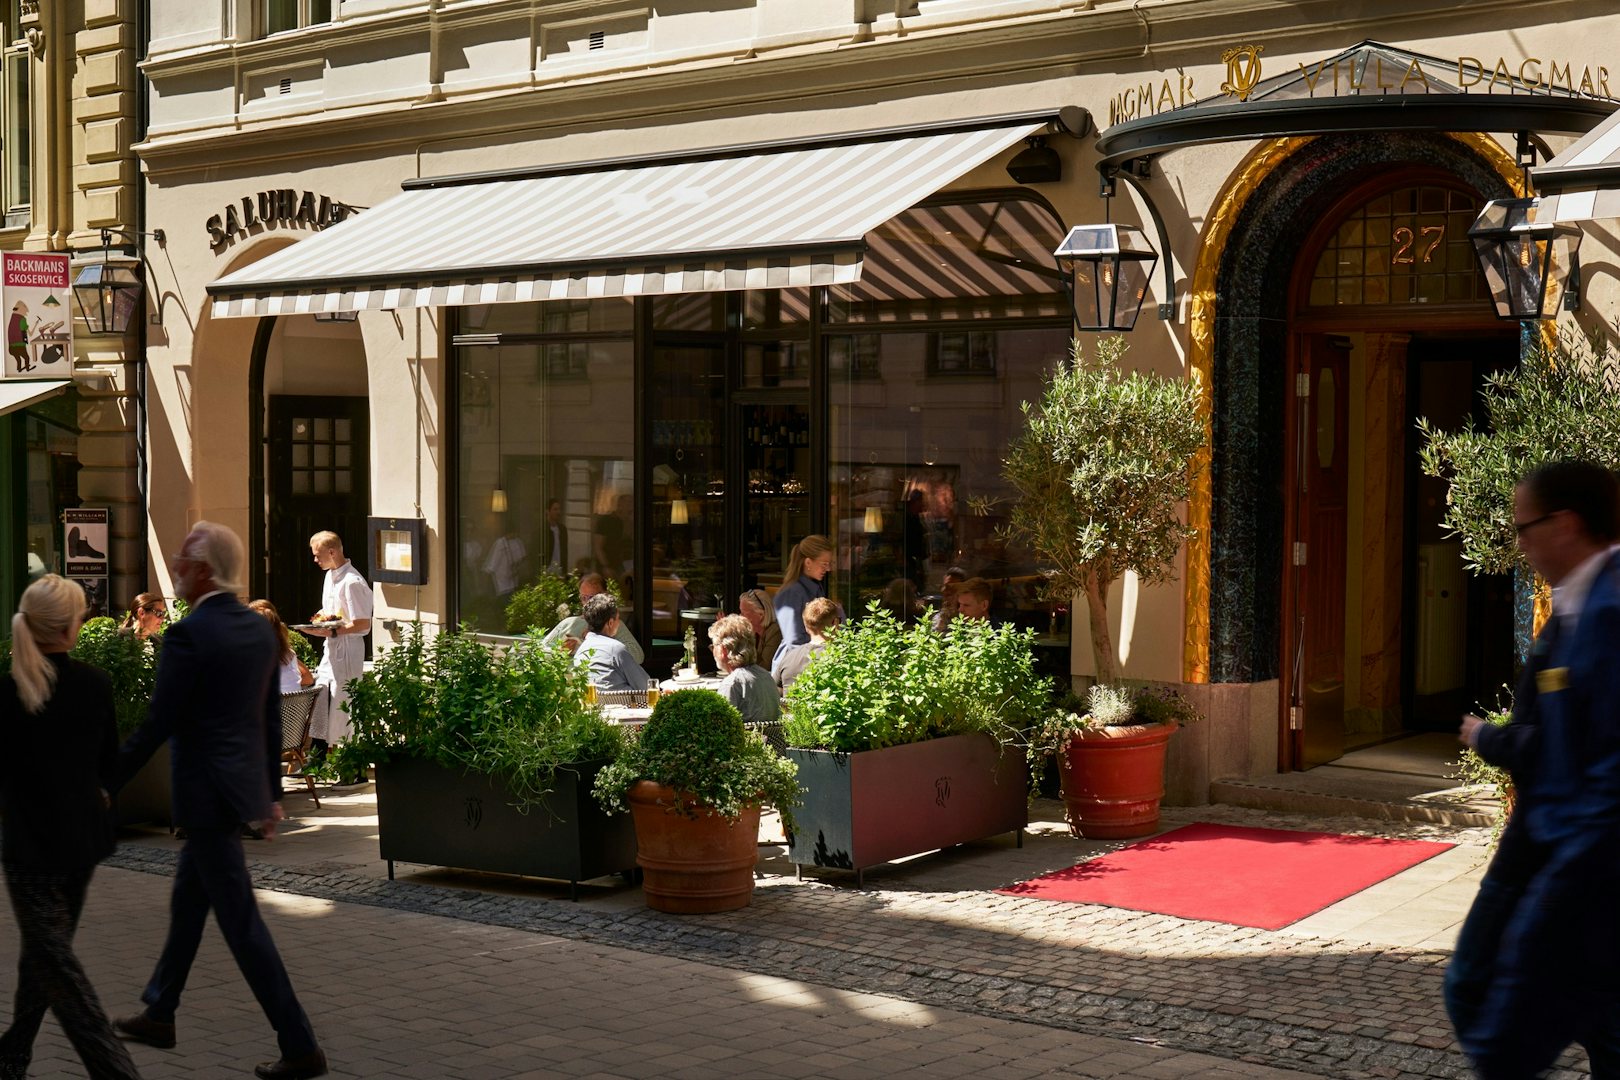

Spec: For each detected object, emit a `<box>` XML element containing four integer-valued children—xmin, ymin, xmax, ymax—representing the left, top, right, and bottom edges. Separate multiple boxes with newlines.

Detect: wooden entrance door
<box><xmin>1285</xmin><ymin>335</ymin><xmax>1350</xmax><ymax>768</ymax></box>
<box><xmin>267</xmin><ymin>395</ymin><xmax>370</xmax><ymax>631</ymax></box>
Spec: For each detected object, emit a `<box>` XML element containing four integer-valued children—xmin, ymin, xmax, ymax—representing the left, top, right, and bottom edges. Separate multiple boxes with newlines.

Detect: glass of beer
<box><xmin>646</xmin><ymin>686</ymin><xmax>660</xmax><ymax>710</ymax></box>
<box><xmin>584</xmin><ymin>684</ymin><xmax>597</xmax><ymax>706</ymax></box>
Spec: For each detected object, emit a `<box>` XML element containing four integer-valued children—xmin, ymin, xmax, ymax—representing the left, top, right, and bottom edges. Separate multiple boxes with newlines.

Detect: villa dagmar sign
<box><xmin>1</xmin><ymin>251</ymin><xmax>72</xmax><ymax>379</ymax></box>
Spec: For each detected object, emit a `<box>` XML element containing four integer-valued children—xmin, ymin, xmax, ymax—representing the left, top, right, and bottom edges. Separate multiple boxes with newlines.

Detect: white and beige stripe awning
<box><xmin>1535</xmin><ymin>106</ymin><xmax>1620</xmax><ymax>223</ymax></box>
<box><xmin>0</xmin><ymin>378</ymin><xmax>69</xmax><ymax>417</ymax></box>
<box><xmin>207</xmin><ymin>118</ymin><xmax>1053</xmax><ymax>319</ymax></box>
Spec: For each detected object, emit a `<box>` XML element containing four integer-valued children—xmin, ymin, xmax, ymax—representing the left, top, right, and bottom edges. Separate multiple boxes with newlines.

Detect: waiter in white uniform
<box><xmin>305</xmin><ymin>530</ymin><xmax>373</xmax><ymax>758</ymax></box>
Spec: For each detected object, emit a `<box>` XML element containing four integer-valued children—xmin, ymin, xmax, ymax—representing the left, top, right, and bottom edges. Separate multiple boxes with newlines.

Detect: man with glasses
<box><xmin>1448</xmin><ymin>460</ymin><xmax>1620</xmax><ymax>1078</ymax></box>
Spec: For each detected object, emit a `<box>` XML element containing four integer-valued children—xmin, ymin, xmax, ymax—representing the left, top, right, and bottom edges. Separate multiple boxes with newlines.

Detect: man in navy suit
<box><xmin>113</xmin><ymin>522</ymin><xmax>326</xmax><ymax>1079</ymax></box>
<box><xmin>1449</xmin><ymin>460</ymin><xmax>1620</xmax><ymax>1078</ymax></box>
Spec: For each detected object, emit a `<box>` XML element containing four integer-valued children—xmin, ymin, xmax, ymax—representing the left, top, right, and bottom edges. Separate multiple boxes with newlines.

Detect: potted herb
<box><xmin>334</xmin><ymin>623</ymin><xmax>636</xmax><ymax>898</ymax></box>
<box><xmin>594</xmin><ymin>688</ymin><xmax>801</xmax><ymax>913</ymax></box>
<box><xmin>780</xmin><ymin>605</ymin><xmax>1048</xmax><ymax>885</ymax></box>
<box><xmin>71</xmin><ymin>616</ymin><xmax>169</xmax><ymax>825</ymax></box>
<box><xmin>1028</xmin><ymin>684</ymin><xmax>1200</xmax><ymax>839</ymax></box>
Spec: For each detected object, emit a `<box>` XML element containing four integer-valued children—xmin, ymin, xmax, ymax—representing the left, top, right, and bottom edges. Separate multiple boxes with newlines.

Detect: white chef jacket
<box><xmin>312</xmin><ymin>559</ymin><xmax>373</xmax><ymax>744</ymax></box>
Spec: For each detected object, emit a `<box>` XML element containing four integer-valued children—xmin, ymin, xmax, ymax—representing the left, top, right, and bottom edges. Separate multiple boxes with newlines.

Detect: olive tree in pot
<box><xmin>781</xmin><ymin>605</ymin><xmax>1049</xmax><ymax>884</ymax></box>
<box><xmin>1418</xmin><ymin>329</ymin><xmax>1620</xmax><ymax>838</ymax></box>
<box><xmin>593</xmin><ymin>688</ymin><xmax>801</xmax><ymax>913</ymax></box>
<box><xmin>1003</xmin><ymin>335</ymin><xmax>1204</xmax><ymax>838</ymax></box>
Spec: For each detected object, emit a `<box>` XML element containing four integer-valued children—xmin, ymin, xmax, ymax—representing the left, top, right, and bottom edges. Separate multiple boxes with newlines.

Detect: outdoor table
<box><xmin>659</xmin><ymin>674</ymin><xmax>727</xmax><ymax>693</ymax></box>
<box><xmin>602</xmin><ymin>704</ymin><xmax>652</xmax><ymax>728</ymax></box>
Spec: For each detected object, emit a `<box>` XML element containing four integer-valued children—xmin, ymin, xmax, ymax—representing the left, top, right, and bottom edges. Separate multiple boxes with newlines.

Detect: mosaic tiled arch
<box><xmin>1203</xmin><ymin>133</ymin><xmax>1516</xmax><ymax>684</ymax></box>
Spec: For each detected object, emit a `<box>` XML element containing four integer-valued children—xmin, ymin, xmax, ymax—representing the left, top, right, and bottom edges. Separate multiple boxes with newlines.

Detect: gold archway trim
<box><xmin>1181</xmin><ymin>131</ymin><xmax>1530</xmax><ymax>684</ymax></box>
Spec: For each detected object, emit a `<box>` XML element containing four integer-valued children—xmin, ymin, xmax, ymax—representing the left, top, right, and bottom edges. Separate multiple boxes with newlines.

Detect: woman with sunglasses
<box><xmin>118</xmin><ymin>593</ymin><xmax>168</xmax><ymax>640</ymax></box>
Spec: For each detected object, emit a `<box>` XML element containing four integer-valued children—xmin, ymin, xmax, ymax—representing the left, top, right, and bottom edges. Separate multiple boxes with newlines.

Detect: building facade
<box><xmin>0</xmin><ymin>0</ymin><xmax>145</xmax><ymax>619</ymax></box>
<box><xmin>138</xmin><ymin>0</ymin><xmax>1620</xmax><ymax>795</ymax></box>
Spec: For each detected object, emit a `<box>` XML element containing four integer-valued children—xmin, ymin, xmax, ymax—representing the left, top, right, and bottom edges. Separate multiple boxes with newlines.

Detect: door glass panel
<box><xmin>741</xmin><ymin>401</ymin><xmax>810</xmax><ymax>593</ymax></box>
<box><xmin>742</xmin><ymin>341</ymin><xmax>810</xmax><ymax>389</ymax></box>
<box><xmin>648</xmin><ymin>343</ymin><xmax>726</xmax><ymax>651</ymax></box>
<box><xmin>1315</xmin><ymin>368</ymin><xmax>1336</xmax><ymax>469</ymax></box>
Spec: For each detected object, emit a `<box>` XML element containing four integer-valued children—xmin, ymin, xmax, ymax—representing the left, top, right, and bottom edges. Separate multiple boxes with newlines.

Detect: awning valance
<box><xmin>1535</xmin><ymin>108</ymin><xmax>1620</xmax><ymax>222</ymax></box>
<box><xmin>0</xmin><ymin>379</ymin><xmax>69</xmax><ymax>417</ymax></box>
<box><xmin>207</xmin><ymin>115</ymin><xmax>1056</xmax><ymax>319</ymax></box>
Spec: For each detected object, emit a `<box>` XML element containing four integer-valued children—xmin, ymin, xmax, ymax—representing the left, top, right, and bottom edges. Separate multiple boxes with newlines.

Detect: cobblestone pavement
<box><xmin>23</xmin><ymin>793</ymin><xmax>1588</xmax><ymax>1079</ymax></box>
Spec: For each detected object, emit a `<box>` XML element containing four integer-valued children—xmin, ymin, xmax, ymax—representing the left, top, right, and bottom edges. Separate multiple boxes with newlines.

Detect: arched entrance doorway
<box><xmin>1284</xmin><ymin>173</ymin><xmax>1517</xmax><ymax>768</ymax></box>
<box><xmin>1201</xmin><ymin>132</ymin><xmax>1520</xmax><ymax>771</ymax></box>
<box><xmin>247</xmin><ymin>312</ymin><xmax>370</xmax><ymax>630</ymax></box>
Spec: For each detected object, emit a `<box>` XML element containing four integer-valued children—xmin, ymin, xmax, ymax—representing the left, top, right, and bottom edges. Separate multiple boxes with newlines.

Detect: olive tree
<box><xmin>1002</xmin><ymin>336</ymin><xmax>1205</xmax><ymax>685</ymax></box>
<box><xmin>1417</xmin><ymin>329</ymin><xmax>1620</xmax><ymax>575</ymax></box>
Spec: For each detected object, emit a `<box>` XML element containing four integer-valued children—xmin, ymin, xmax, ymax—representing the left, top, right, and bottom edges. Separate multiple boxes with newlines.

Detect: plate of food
<box><xmin>291</xmin><ymin>611</ymin><xmax>348</xmax><ymax>631</ymax></box>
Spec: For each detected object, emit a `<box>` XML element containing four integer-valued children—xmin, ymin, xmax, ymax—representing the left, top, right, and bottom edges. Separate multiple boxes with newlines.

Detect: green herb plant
<box><xmin>70</xmin><ymin>617</ymin><xmax>160</xmax><ymax>738</ymax></box>
<box><xmin>781</xmin><ymin>602</ymin><xmax>1050</xmax><ymax>753</ymax></box>
<box><xmin>593</xmin><ymin>688</ymin><xmax>801</xmax><ymax>830</ymax></box>
<box><xmin>328</xmin><ymin>622</ymin><xmax>624</xmax><ymax>811</ymax></box>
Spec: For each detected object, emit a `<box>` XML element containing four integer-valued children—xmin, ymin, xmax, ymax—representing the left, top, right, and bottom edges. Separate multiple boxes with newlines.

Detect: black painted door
<box><xmin>267</xmin><ymin>395</ymin><xmax>369</xmax><ymax>630</ymax></box>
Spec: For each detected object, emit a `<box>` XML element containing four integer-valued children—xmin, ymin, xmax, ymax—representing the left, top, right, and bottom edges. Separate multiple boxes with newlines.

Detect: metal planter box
<box><xmin>375</xmin><ymin>755</ymin><xmax>636</xmax><ymax>899</ymax></box>
<box><xmin>115</xmin><ymin>742</ymin><xmax>171</xmax><ymax>827</ymax></box>
<box><xmin>785</xmin><ymin>732</ymin><xmax>1026</xmax><ymax>885</ymax></box>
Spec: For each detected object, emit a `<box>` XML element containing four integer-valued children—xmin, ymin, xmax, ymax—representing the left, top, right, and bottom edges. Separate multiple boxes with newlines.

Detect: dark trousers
<box><xmin>1446</xmin><ymin>827</ymin><xmax>1620</xmax><ymax>1077</ymax></box>
<box><xmin>141</xmin><ymin>827</ymin><xmax>317</xmax><ymax>1059</ymax></box>
<box><xmin>0</xmin><ymin>866</ymin><xmax>140</xmax><ymax>1080</ymax></box>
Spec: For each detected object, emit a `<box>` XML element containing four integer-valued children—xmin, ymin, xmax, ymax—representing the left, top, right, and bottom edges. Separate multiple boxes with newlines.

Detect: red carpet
<box><xmin>999</xmin><ymin>823</ymin><xmax>1453</xmax><ymax>930</ymax></box>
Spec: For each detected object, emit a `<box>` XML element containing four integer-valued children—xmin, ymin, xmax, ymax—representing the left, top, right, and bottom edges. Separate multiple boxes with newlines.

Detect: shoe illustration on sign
<box><xmin>62</xmin><ymin>508</ymin><xmax>110</xmax><ymax>577</ymax></box>
<box><xmin>68</xmin><ymin>526</ymin><xmax>106</xmax><ymax>559</ymax></box>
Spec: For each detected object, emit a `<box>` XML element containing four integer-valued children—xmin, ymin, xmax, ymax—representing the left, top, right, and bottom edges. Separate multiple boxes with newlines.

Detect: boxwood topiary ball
<box><xmin>640</xmin><ymin>688</ymin><xmax>747</xmax><ymax>760</ymax></box>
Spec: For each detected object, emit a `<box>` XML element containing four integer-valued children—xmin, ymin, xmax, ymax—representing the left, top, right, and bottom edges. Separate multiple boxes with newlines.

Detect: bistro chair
<box><xmin>595</xmin><ymin>688</ymin><xmax>651</xmax><ymax>708</ymax></box>
<box><xmin>279</xmin><ymin>686</ymin><xmax>323</xmax><ymax>808</ymax></box>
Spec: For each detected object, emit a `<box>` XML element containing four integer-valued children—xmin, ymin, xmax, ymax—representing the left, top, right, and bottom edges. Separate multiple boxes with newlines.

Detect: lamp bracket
<box><xmin>1109</xmin><ymin>168</ymin><xmax>1177</xmax><ymax>321</ymax></box>
<box><xmin>1564</xmin><ymin>249</ymin><xmax>1583</xmax><ymax>312</ymax></box>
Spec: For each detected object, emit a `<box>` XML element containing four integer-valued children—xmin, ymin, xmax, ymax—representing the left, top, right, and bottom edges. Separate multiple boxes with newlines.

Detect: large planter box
<box><xmin>375</xmin><ymin>755</ymin><xmax>637</xmax><ymax>899</ymax></box>
<box><xmin>785</xmin><ymin>732</ymin><xmax>1026</xmax><ymax>886</ymax></box>
<box><xmin>115</xmin><ymin>742</ymin><xmax>171</xmax><ymax>828</ymax></box>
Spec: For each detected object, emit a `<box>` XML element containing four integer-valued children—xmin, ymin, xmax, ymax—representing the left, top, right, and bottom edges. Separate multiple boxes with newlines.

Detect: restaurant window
<box><xmin>826</xmin><ymin>193</ymin><xmax>1073</xmax><ymax>653</ymax></box>
<box><xmin>263</xmin><ymin>0</ymin><xmax>332</xmax><ymax>36</ymax></box>
<box><xmin>454</xmin><ymin>299</ymin><xmax>635</xmax><ymax>633</ymax></box>
<box><xmin>2</xmin><ymin>5</ymin><xmax>29</xmax><ymax>226</ymax></box>
<box><xmin>1306</xmin><ymin>184</ymin><xmax>1489</xmax><ymax>308</ymax></box>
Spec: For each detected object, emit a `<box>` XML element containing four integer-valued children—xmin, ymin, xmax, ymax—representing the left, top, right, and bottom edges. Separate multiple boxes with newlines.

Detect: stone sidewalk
<box><xmin>6</xmin><ymin>790</ymin><xmax>1590</xmax><ymax>1078</ymax></box>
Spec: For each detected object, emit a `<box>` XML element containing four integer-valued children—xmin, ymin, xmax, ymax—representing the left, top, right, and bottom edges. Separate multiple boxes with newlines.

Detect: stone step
<box><xmin>1209</xmin><ymin>765</ymin><xmax>1500</xmax><ymax>828</ymax></box>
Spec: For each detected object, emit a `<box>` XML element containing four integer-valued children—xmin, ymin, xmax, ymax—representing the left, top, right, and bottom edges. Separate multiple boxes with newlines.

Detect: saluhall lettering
<box><xmin>205</xmin><ymin>189</ymin><xmax>356</xmax><ymax>251</ymax></box>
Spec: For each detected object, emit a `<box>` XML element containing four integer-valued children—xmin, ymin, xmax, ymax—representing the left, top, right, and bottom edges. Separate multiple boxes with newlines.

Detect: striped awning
<box><xmin>1535</xmin><ymin>107</ymin><xmax>1620</xmax><ymax>223</ymax></box>
<box><xmin>207</xmin><ymin>117</ymin><xmax>1051</xmax><ymax>319</ymax></box>
<box><xmin>0</xmin><ymin>379</ymin><xmax>69</xmax><ymax>417</ymax></box>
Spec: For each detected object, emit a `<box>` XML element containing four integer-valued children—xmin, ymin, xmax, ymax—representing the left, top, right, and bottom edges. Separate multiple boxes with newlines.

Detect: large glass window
<box><xmin>455</xmin><ymin>302</ymin><xmax>634</xmax><ymax>632</ymax></box>
<box><xmin>826</xmin><ymin>194</ymin><xmax>1072</xmax><ymax>649</ymax></box>
<box><xmin>2</xmin><ymin>6</ymin><xmax>29</xmax><ymax>224</ymax></box>
<box><xmin>263</xmin><ymin>0</ymin><xmax>332</xmax><ymax>36</ymax></box>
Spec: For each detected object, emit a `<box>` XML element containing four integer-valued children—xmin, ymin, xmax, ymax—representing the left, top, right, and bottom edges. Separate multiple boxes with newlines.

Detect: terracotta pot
<box><xmin>627</xmin><ymin>781</ymin><xmax>761</xmax><ymax>913</ymax></box>
<box><xmin>1058</xmin><ymin>723</ymin><xmax>1176</xmax><ymax>840</ymax></box>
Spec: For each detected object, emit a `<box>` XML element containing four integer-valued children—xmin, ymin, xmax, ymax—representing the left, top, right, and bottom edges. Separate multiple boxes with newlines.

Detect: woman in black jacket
<box><xmin>0</xmin><ymin>574</ymin><xmax>141</xmax><ymax>1079</ymax></box>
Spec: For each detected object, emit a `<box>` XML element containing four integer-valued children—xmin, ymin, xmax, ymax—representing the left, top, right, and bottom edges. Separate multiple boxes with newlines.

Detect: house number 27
<box><xmin>1392</xmin><ymin>225</ymin><xmax>1444</xmax><ymax>265</ymax></box>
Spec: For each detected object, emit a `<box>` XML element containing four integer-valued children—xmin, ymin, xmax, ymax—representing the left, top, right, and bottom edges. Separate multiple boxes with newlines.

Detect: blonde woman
<box><xmin>771</xmin><ymin>534</ymin><xmax>834</xmax><ymax>668</ymax></box>
<box><xmin>0</xmin><ymin>575</ymin><xmax>141</xmax><ymax>1079</ymax></box>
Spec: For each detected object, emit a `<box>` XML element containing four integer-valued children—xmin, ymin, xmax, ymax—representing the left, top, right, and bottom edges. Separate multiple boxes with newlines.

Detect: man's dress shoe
<box><xmin>114</xmin><ymin>1013</ymin><xmax>176</xmax><ymax>1049</ymax></box>
<box><xmin>254</xmin><ymin>1049</ymin><xmax>327</xmax><ymax>1079</ymax></box>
